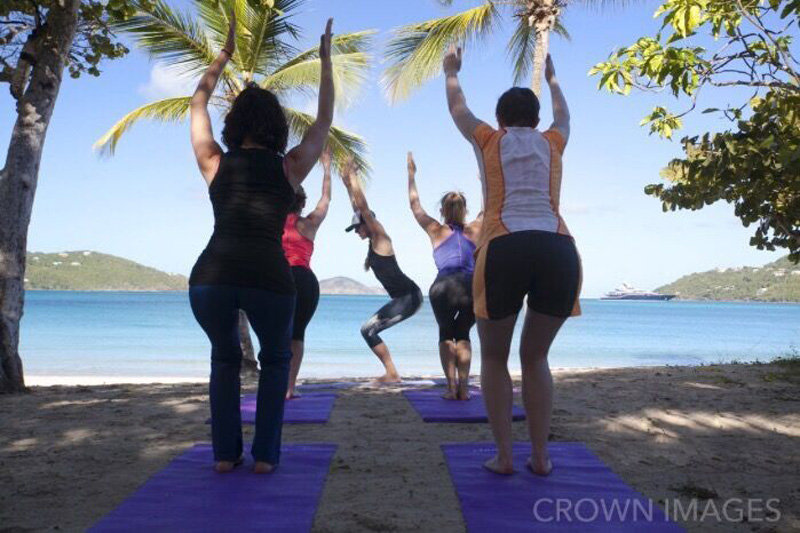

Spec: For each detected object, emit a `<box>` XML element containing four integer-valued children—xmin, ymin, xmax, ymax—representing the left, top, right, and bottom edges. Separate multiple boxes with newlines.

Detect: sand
<box><xmin>1</xmin><ymin>362</ymin><xmax>798</xmax><ymax>532</ymax></box>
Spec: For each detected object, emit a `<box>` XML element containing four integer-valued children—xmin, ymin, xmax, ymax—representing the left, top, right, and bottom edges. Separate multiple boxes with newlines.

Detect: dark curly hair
<box><xmin>290</xmin><ymin>185</ymin><xmax>307</xmax><ymax>215</ymax></box>
<box><xmin>222</xmin><ymin>86</ymin><xmax>289</xmax><ymax>153</ymax></box>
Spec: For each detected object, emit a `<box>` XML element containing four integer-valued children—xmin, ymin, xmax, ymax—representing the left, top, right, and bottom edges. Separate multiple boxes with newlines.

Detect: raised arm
<box><xmin>443</xmin><ymin>45</ymin><xmax>482</xmax><ymax>141</ymax></box>
<box><xmin>341</xmin><ymin>160</ymin><xmax>391</xmax><ymax>250</ymax></box>
<box><xmin>545</xmin><ymin>55</ymin><xmax>570</xmax><ymax>144</ymax></box>
<box><xmin>304</xmin><ymin>148</ymin><xmax>332</xmax><ymax>232</ymax></box>
<box><xmin>190</xmin><ymin>12</ymin><xmax>235</xmax><ymax>185</ymax></box>
<box><xmin>284</xmin><ymin>18</ymin><xmax>335</xmax><ymax>188</ymax></box>
<box><xmin>407</xmin><ymin>152</ymin><xmax>441</xmax><ymax>240</ymax></box>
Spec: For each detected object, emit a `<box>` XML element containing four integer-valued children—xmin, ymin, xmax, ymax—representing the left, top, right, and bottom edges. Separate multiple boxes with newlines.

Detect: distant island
<box><xmin>657</xmin><ymin>256</ymin><xmax>800</xmax><ymax>302</ymax></box>
<box><xmin>25</xmin><ymin>251</ymin><xmax>187</xmax><ymax>291</ymax></box>
<box><xmin>24</xmin><ymin>251</ymin><xmax>387</xmax><ymax>295</ymax></box>
<box><xmin>319</xmin><ymin>277</ymin><xmax>386</xmax><ymax>295</ymax></box>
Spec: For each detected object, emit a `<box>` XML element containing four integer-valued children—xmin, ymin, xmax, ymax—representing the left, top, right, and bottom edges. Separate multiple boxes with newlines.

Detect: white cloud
<box><xmin>138</xmin><ymin>63</ymin><xmax>197</xmax><ymax>100</ymax></box>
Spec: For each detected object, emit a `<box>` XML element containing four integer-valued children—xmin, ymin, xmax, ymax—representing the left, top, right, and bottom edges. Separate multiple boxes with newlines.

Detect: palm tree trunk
<box><xmin>526</xmin><ymin>0</ymin><xmax>558</xmax><ymax>98</ymax></box>
<box><xmin>0</xmin><ymin>0</ymin><xmax>82</xmax><ymax>394</ymax></box>
<box><xmin>530</xmin><ymin>28</ymin><xmax>550</xmax><ymax>98</ymax></box>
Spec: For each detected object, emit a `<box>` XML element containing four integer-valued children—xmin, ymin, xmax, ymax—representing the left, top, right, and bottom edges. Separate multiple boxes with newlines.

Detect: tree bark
<box><xmin>526</xmin><ymin>0</ymin><xmax>557</xmax><ymax>98</ymax></box>
<box><xmin>0</xmin><ymin>0</ymin><xmax>82</xmax><ymax>394</ymax></box>
<box><xmin>530</xmin><ymin>28</ymin><xmax>550</xmax><ymax>98</ymax></box>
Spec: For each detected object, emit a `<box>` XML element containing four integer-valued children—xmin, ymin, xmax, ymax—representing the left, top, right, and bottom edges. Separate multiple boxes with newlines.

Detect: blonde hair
<box><xmin>440</xmin><ymin>192</ymin><xmax>467</xmax><ymax>227</ymax></box>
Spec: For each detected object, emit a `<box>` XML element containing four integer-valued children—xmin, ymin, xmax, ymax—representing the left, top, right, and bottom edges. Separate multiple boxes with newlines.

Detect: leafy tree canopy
<box><xmin>0</xmin><ymin>0</ymin><xmax>143</xmax><ymax>91</ymax></box>
<box><xmin>590</xmin><ymin>0</ymin><xmax>800</xmax><ymax>261</ymax></box>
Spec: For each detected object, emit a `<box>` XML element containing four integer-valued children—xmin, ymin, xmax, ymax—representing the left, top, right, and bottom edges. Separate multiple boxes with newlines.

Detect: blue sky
<box><xmin>0</xmin><ymin>0</ymin><xmax>783</xmax><ymax>297</ymax></box>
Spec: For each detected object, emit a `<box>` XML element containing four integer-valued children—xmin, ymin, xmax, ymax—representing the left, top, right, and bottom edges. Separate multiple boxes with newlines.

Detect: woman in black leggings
<box><xmin>341</xmin><ymin>160</ymin><xmax>422</xmax><ymax>383</ymax></box>
<box><xmin>282</xmin><ymin>149</ymin><xmax>332</xmax><ymax>398</ymax></box>
<box><xmin>407</xmin><ymin>152</ymin><xmax>481</xmax><ymax>400</ymax></box>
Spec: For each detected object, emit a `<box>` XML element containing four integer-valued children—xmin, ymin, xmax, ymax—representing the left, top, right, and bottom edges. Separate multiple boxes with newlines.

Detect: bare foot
<box><xmin>253</xmin><ymin>461</ymin><xmax>276</xmax><ymax>474</ymax></box>
<box><xmin>375</xmin><ymin>373</ymin><xmax>402</xmax><ymax>384</ymax></box>
<box><xmin>483</xmin><ymin>455</ymin><xmax>514</xmax><ymax>475</ymax></box>
<box><xmin>526</xmin><ymin>456</ymin><xmax>553</xmax><ymax>476</ymax></box>
<box><xmin>214</xmin><ymin>456</ymin><xmax>243</xmax><ymax>473</ymax></box>
<box><xmin>456</xmin><ymin>386</ymin><xmax>471</xmax><ymax>401</ymax></box>
<box><xmin>441</xmin><ymin>390</ymin><xmax>458</xmax><ymax>400</ymax></box>
<box><xmin>285</xmin><ymin>391</ymin><xmax>301</xmax><ymax>400</ymax></box>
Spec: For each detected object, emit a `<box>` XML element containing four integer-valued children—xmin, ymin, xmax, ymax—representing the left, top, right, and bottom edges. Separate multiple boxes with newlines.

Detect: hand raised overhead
<box><xmin>545</xmin><ymin>54</ymin><xmax>556</xmax><ymax>83</ymax></box>
<box><xmin>443</xmin><ymin>44</ymin><xmax>462</xmax><ymax>75</ymax></box>
<box><xmin>320</xmin><ymin>18</ymin><xmax>333</xmax><ymax>63</ymax></box>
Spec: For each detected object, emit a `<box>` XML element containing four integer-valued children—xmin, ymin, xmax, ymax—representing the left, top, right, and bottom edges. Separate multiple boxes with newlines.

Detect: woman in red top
<box><xmin>282</xmin><ymin>149</ymin><xmax>332</xmax><ymax>398</ymax></box>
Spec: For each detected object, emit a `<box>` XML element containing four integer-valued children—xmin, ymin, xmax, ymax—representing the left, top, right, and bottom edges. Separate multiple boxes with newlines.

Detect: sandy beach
<box><xmin>1</xmin><ymin>362</ymin><xmax>798</xmax><ymax>532</ymax></box>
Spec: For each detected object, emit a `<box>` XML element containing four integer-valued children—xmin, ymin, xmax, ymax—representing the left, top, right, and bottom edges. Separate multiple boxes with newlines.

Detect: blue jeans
<box><xmin>189</xmin><ymin>285</ymin><xmax>295</xmax><ymax>464</ymax></box>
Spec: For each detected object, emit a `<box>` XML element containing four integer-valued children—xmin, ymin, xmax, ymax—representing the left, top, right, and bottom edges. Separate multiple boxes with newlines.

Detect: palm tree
<box><xmin>383</xmin><ymin>0</ymin><xmax>633</xmax><ymax>101</ymax></box>
<box><xmin>95</xmin><ymin>0</ymin><xmax>374</xmax><ymax>170</ymax></box>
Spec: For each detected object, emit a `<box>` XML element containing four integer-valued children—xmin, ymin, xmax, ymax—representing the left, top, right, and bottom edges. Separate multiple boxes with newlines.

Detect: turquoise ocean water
<box><xmin>20</xmin><ymin>291</ymin><xmax>800</xmax><ymax>379</ymax></box>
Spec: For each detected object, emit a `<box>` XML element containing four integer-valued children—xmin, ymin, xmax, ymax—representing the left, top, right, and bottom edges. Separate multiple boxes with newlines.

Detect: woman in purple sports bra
<box><xmin>407</xmin><ymin>152</ymin><xmax>482</xmax><ymax>400</ymax></box>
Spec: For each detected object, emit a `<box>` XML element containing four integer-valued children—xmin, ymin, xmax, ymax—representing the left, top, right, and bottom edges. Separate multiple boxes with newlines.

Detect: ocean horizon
<box><xmin>18</xmin><ymin>291</ymin><xmax>800</xmax><ymax>381</ymax></box>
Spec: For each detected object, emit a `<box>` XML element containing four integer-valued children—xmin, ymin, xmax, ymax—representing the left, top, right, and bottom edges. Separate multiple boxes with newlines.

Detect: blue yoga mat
<box><xmin>442</xmin><ymin>442</ymin><xmax>684</xmax><ymax>532</ymax></box>
<box><xmin>403</xmin><ymin>389</ymin><xmax>525</xmax><ymax>423</ymax></box>
<box><xmin>90</xmin><ymin>443</ymin><xmax>337</xmax><ymax>532</ymax></box>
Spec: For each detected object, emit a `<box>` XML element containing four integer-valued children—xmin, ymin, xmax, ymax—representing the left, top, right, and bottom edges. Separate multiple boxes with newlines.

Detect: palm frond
<box><xmin>552</xmin><ymin>19</ymin><xmax>570</xmax><ymax>40</ymax></box>
<box><xmin>262</xmin><ymin>31</ymin><xmax>375</xmax><ymax>107</ymax></box>
<box><xmin>507</xmin><ymin>15</ymin><xmax>569</xmax><ymax>85</ymax></box>
<box><xmin>283</xmin><ymin>107</ymin><xmax>370</xmax><ymax>175</ymax></box>
<box><xmin>115</xmin><ymin>0</ymin><xmax>220</xmax><ymax>78</ymax></box>
<box><xmin>507</xmin><ymin>15</ymin><xmax>535</xmax><ymax>85</ymax></box>
<box><xmin>93</xmin><ymin>97</ymin><xmax>194</xmax><ymax>156</ymax></box>
<box><xmin>382</xmin><ymin>2</ymin><xmax>499</xmax><ymax>102</ymax></box>
<box><xmin>195</xmin><ymin>0</ymin><xmax>302</xmax><ymax>78</ymax></box>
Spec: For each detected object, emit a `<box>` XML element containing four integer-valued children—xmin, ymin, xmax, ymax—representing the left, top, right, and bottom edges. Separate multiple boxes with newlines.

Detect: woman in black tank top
<box><xmin>341</xmin><ymin>160</ymin><xmax>423</xmax><ymax>384</ymax></box>
<box><xmin>188</xmin><ymin>16</ymin><xmax>337</xmax><ymax>474</ymax></box>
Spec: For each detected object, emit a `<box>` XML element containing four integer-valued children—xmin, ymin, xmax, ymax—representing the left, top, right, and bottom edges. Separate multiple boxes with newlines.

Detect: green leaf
<box><xmin>381</xmin><ymin>2</ymin><xmax>498</xmax><ymax>102</ymax></box>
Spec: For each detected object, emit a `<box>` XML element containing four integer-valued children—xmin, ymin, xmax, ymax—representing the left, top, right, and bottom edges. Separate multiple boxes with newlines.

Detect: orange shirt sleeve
<box><xmin>472</xmin><ymin>122</ymin><xmax>496</xmax><ymax>149</ymax></box>
<box><xmin>543</xmin><ymin>128</ymin><xmax>567</xmax><ymax>155</ymax></box>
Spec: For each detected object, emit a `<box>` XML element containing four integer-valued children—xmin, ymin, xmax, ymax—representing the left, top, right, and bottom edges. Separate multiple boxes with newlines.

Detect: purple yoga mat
<box><xmin>206</xmin><ymin>392</ymin><xmax>337</xmax><ymax>425</ymax></box>
<box><xmin>242</xmin><ymin>392</ymin><xmax>336</xmax><ymax>424</ymax></box>
<box><xmin>90</xmin><ymin>443</ymin><xmax>337</xmax><ymax>532</ymax></box>
<box><xmin>403</xmin><ymin>389</ymin><xmax>525</xmax><ymax>423</ymax></box>
<box><xmin>442</xmin><ymin>442</ymin><xmax>684</xmax><ymax>532</ymax></box>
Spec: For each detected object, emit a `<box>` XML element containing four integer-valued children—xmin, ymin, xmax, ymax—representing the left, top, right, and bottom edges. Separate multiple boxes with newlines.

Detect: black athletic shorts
<box><xmin>473</xmin><ymin>230</ymin><xmax>581</xmax><ymax>320</ymax></box>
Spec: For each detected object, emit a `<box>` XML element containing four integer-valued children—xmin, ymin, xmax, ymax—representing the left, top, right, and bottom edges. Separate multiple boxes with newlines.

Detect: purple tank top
<box><xmin>433</xmin><ymin>225</ymin><xmax>476</xmax><ymax>275</ymax></box>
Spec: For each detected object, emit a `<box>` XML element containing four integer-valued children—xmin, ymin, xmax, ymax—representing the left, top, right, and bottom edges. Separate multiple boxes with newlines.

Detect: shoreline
<box><xmin>21</xmin><ymin>368</ymin><xmax>608</xmax><ymax>388</ymax></box>
<box><xmin>21</xmin><ymin>361</ymin><xmax>780</xmax><ymax>387</ymax></box>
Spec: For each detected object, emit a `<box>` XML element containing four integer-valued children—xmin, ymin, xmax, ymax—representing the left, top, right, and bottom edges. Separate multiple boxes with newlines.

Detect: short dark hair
<box><xmin>496</xmin><ymin>87</ymin><xmax>540</xmax><ymax>128</ymax></box>
<box><xmin>290</xmin><ymin>186</ymin><xmax>307</xmax><ymax>214</ymax></box>
<box><xmin>222</xmin><ymin>86</ymin><xmax>289</xmax><ymax>153</ymax></box>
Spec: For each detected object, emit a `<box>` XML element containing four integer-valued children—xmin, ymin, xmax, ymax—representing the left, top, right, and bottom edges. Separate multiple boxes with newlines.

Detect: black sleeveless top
<box><xmin>189</xmin><ymin>148</ymin><xmax>296</xmax><ymax>294</ymax></box>
<box><xmin>367</xmin><ymin>247</ymin><xmax>419</xmax><ymax>298</ymax></box>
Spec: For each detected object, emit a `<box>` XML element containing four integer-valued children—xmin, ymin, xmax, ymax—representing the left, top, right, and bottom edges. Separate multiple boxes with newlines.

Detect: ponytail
<box><xmin>440</xmin><ymin>192</ymin><xmax>467</xmax><ymax>227</ymax></box>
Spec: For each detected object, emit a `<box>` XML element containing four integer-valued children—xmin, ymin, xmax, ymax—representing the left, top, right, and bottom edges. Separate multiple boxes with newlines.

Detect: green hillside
<box><xmin>657</xmin><ymin>256</ymin><xmax>800</xmax><ymax>302</ymax></box>
<box><xmin>25</xmin><ymin>251</ymin><xmax>187</xmax><ymax>291</ymax></box>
